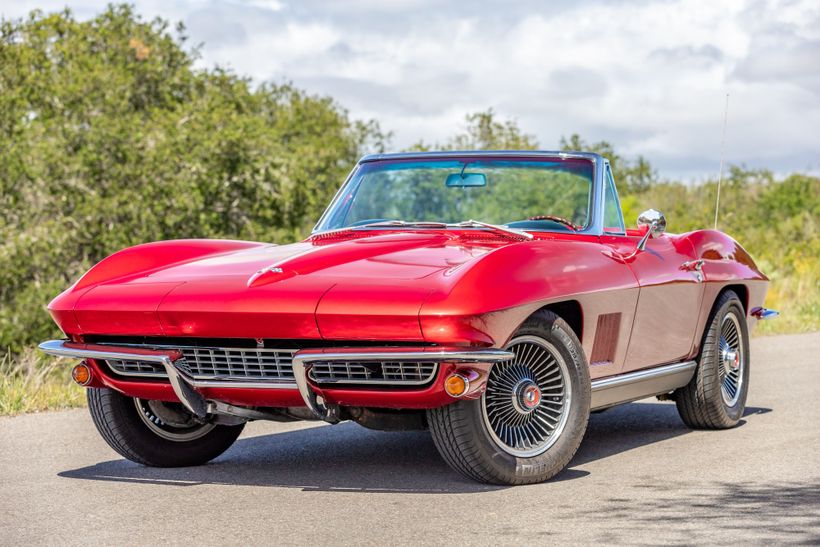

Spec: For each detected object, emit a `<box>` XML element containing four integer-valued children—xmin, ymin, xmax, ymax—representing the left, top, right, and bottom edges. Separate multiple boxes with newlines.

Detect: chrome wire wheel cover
<box><xmin>718</xmin><ymin>312</ymin><xmax>745</xmax><ymax>406</ymax></box>
<box><xmin>481</xmin><ymin>335</ymin><xmax>571</xmax><ymax>457</ymax></box>
<box><xmin>134</xmin><ymin>399</ymin><xmax>215</xmax><ymax>442</ymax></box>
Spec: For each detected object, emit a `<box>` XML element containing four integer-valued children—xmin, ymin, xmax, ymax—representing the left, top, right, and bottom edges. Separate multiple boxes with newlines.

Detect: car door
<box><xmin>598</xmin><ymin>165</ymin><xmax>705</xmax><ymax>372</ymax></box>
<box><xmin>601</xmin><ymin>232</ymin><xmax>705</xmax><ymax>372</ymax></box>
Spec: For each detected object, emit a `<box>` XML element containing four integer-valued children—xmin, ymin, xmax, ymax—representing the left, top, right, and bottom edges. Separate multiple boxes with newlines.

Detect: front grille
<box><xmin>106</xmin><ymin>359</ymin><xmax>166</xmax><ymax>377</ymax></box>
<box><xmin>309</xmin><ymin>361</ymin><xmax>437</xmax><ymax>385</ymax></box>
<box><xmin>101</xmin><ymin>344</ymin><xmax>438</xmax><ymax>386</ymax></box>
<box><xmin>105</xmin><ymin>345</ymin><xmax>296</xmax><ymax>383</ymax></box>
<box><xmin>176</xmin><ymin>347</ymin><xmax>295</xmax><ymax>380</ymax></box>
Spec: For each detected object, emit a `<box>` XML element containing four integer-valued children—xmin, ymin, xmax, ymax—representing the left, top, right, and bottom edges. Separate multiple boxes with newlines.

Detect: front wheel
<box><xmin>427</xmin><ymin>310</ymin><xmax>590</xmax><ymax>485</ymax></box>
<box><xmin>87</xmin><ymin>388</ymin><xmax>245</xmax><ymax>467</ymax></box>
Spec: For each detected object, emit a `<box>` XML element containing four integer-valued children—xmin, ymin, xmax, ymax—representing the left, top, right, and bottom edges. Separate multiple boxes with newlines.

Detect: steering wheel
<box><xmin>527</xmin><ymin>215</ymin><xmax>578</xmax><ymax>231</ymax></box>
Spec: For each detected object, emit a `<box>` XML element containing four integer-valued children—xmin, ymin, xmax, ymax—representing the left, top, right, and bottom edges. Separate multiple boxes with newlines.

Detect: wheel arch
<box><xmin>720</xmin><ymin>284</ymin><xmax>748</xmax><ymax>314</ymax></box>
<box><xmin>533</xmin><ymin>300</ymin><xmax>584</xmax><ymax>343</ymax></box>
<box><xmin>691</xmin><ymin>283</ymin><xmax>749</xmax><ymax>360</ymax></box>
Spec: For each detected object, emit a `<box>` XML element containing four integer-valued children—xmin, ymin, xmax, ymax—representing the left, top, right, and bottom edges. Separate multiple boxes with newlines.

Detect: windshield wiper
<box><xmin>355</xmin><ymin>220</ymin><xmax>449</xmax><ymax>229</ymax></box>
<box><xmin>450</xmin><ymin>219</ymin><xmax>534</xmax><ymax>240</ymax></box>
<box><xmin>314</xmin><ymin>219</ymin><xmax>533</xmax><ymax>240</ymax></box>
<box><xmin>312</xmin><ymin>220</ymin><xmax>447</xmax><ymax>238</ymax></box>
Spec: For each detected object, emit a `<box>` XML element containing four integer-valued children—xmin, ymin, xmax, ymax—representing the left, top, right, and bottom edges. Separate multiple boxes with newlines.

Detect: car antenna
<box><xmin>714</xmin><ymin>93</ymin><xmax>730</xmax><ymax>230</ymax></box>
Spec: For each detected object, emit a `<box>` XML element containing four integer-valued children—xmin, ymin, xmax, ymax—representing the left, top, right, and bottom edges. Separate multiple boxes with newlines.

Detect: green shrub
<box><xmin>0</xmin><ymin>5</ymin><xmax>386</xmax><ymax>354</ymax></box>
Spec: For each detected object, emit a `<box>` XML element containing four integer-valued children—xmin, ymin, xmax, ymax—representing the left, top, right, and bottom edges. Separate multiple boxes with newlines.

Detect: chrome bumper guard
<box><xmin>38</xmin><ymin>340</ymin><xmax>514</xmax><ymax>424</ymax></box>
<box><xmin>39</xmin><ymin>340</ymin><xmax>213</xmax><ymax>418</ymax></box>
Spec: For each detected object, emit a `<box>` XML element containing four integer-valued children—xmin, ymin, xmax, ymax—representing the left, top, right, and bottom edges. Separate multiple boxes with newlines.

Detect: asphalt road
<box><xmin>2</xmin><ymin>332</ymin><xmax>819</xmax><ymax>546</ymax></box>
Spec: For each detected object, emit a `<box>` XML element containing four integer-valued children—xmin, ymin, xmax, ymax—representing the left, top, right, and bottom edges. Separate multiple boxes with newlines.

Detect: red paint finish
<box><xmin>684</xmin><ymin>230</ymin><xmax>768</xmax><ymax>356</ymax></box>
<box><xmin>601</xmin><ymin>233</ymin><xmax>705</xmax><ymax>371</ymax></box>
<box><xmin>74</xmin><ymin>239</ymin><xmax>265</xmax><ymax>291</ymax></box>
<box><xmin>46</xmin><ymin>223</ymin><xmax>769</xmax><ymax>409</ymax></box>
<box><xmin>74</xmin><ymin>283</ymin><xmax>181</xmax><ymax>336</ymax></box>
<box><xmin>419</xmin><ymin>234</ymin><xmax>640</xmax><ymax>376</ymax></box>
<box><xmin>316</xmin><ymin>283</ymin><xmax>431</xmax><ymax>340</ymax></box>
<box><xmin>157</xmin><ymin>276</ymin><xmax>327</xmax><ymax>339</ymax></box>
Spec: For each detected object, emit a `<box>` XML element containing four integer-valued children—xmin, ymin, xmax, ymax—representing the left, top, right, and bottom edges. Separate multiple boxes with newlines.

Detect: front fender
<box><xmin>419</xmin><ymin>238</ymin><xmax>638</xmax><ymax>347</ymax></box>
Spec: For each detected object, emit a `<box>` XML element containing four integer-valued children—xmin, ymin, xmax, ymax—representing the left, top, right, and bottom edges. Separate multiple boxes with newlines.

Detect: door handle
<box><xmin>680</xmin><ymin>259</ymin><xmax>704</xmax><ymax>272</ymax></box>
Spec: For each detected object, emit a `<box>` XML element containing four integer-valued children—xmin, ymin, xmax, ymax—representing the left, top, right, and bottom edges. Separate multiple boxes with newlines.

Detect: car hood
<box><xmin>63</xmin><ymin>231</ymin><xmax>514</xmax><ymax>340</ymax></box>
<box><xmin>145</xmin><ymin>231</ymin><xmax>491</xmax><ymax>284</ymax></box>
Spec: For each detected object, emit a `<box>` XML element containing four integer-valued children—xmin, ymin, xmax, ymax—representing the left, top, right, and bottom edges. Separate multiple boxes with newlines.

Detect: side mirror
<box><xmin>636</xmin><ymin>209</ymin><xmax>666</xmax><ymax>251</ymax></box>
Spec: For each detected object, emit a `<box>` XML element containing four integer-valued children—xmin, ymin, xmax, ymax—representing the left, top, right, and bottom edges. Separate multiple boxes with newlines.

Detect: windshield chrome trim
<box><xmin>358</xmin><ymin>150</ymin><xmax>602</xmax><ymax>163</ymax></box>
<box><xmin>312</xmin><ymin>163</ymin><xmax>361</xmax><ymax>233</ymax></box>
<box><xmin>313</xmin><ymin>151</ymin><xmax>605</xmax><ymax>237</ymax></box>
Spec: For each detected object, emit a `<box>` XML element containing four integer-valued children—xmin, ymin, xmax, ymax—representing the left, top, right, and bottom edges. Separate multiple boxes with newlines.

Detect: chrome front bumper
<box><xmin>39</xmin><ymin>340</ymin><xmax>513</xmax><ymax>423</ymax></box>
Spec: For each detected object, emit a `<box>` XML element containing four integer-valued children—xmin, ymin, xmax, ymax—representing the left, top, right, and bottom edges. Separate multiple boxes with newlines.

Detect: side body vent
<box><xmin>590</xmin><ymin>313</ymin><xmax>621</xmax><ymax>365</ymax></box>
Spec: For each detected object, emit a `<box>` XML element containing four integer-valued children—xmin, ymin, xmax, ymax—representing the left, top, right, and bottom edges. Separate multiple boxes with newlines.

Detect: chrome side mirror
<box><xmin>636</xmin><ymin>209</ymin><xmax>667</xmax><ymax>251</ymax></box>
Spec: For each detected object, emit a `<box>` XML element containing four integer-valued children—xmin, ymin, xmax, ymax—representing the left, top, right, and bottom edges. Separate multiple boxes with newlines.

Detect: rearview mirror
<box><xmin>446</xmin><ymin>173</ymin><xmax>486</xmax><ymax>187</ymax></box>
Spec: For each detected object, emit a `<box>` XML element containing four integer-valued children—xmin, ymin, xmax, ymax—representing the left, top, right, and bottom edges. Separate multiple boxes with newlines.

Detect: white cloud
<box><xmin>243</xmin><ymin>0</ymin><xmax>282</xmax><ymax>11</ymax></box>
<box><xmin>1</xmin><ymin>0</ymin><xmax>818</xmax><ymax>179</ymax></box>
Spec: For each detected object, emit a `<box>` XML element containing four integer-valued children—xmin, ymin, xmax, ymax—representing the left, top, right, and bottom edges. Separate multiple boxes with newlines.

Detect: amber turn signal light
<box><xmin>71</xmin><ymin>363</ymin><xmax>92</xmax><ymax>386</ymax></box>
<box><xmin>444</xmin><ymin>373</ymin><xmax>470</xmax><ymax>398</ymax></box>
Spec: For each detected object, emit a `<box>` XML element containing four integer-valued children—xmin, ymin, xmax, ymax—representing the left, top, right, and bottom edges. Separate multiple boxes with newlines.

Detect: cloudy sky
<box><xmin>2</xmin><ymin>0</ymin><xmax>819</xmax><ymax>180</ymax></box>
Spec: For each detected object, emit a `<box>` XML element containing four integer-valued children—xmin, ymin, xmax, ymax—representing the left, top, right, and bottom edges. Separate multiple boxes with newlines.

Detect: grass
<box><xmin>0</xmin><ymin>349</ymin><xmax>85</xmax><ymax>417</ymax></box>
<box><xmin>755</xmin><ymin>268</ymin><xmax>819</xmax><ymax>336</ymax></box>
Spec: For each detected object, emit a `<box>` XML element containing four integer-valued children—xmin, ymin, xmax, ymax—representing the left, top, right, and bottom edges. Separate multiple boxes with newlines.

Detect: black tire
<box><xmin>87</xmin><ymin>388</ymin><xmax>245</xmax><ymax>467</ymax></box>
<box><xmin>675</xmin><ymin>290</ymin><xmax>750</xmax><ymax>429</ymax></box>
<box><xmin>427</xmin><ymin>310</ymin><xmax>590</xmax><ymax>485</ymax></box>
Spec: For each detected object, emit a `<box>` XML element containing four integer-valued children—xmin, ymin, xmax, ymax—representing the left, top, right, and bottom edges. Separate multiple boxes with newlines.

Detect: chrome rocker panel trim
<box><xmin>590</xmin><ymin>360</ymin><xmax>697</xmax><ymax>410</ymax></box>
<box><xmin>292</xmin><ymin>349</ymin><xmax>515</xmax><ymax>423</ymax></box>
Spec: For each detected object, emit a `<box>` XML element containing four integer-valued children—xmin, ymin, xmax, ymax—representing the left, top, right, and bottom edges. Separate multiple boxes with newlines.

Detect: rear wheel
<box><xmin>428</xmin><ymin>311</ymin><xmax>590</xmax><ymax>485</ymax></box>
<box><xmin>87</xmin><ymin>388</ymin><xmax>244</xmax><ymax>467</ymax></box>
<box><xmin>675</xmin><ymin>290</ymin><xmax>750</xmax><ymax>429</ymax></box>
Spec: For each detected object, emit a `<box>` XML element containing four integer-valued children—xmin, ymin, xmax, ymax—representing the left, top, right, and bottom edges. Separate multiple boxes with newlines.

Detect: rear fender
<box><xmin>682</xmin><ymin>230</ymin><xmax>769</xmax><ymax>357</ymax></box>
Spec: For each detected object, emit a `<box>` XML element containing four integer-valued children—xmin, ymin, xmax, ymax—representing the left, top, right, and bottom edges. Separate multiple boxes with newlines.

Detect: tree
<box><xmin>0</xmin><ymin>5</ymin><xmax>386</xmax><ymax>353</ymax></box>
<box><xmin>560</xmin><ymin>134</ymin><xmax>657</xmax><ymax>193</ymax></box>
<box><xmin>411</xmin><ymin>109</ymin><xmax>538</xmax><ymax>151</ymax></box>
<box><xmin>411</xmin><ymin>114</ymin><xmax>656</xmax><ymax>193</ymax></box>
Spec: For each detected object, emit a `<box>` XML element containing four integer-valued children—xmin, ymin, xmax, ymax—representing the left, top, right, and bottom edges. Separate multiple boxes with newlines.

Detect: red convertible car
<box><xmin>40</xmin><ymin>151</ymin><xmax>776</xmax><ymax>485</ymax></box>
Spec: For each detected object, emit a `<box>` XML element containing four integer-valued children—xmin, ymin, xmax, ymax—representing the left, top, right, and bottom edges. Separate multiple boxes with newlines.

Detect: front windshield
<box><xmin>316</xmin><ymin>157</ymin><xmax>594</xmax><ymax>232</ymax></box>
